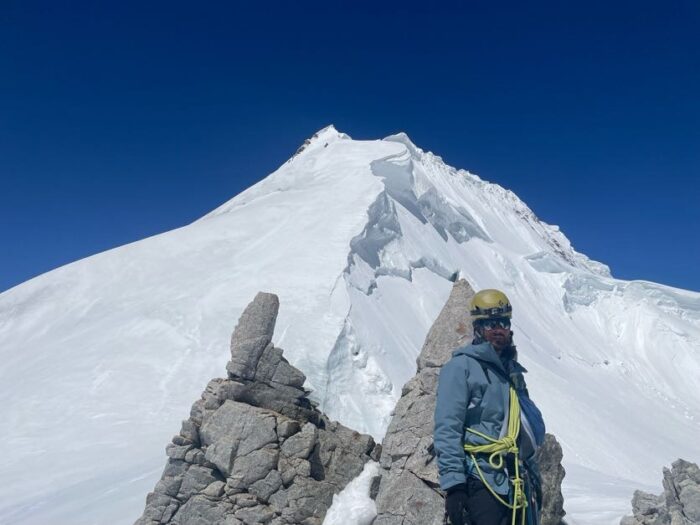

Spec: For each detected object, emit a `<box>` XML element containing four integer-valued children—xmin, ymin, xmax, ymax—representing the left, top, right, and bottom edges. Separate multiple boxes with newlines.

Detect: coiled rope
<box><xmin>463</xmin><ymin>387</ymin><xmax>527</xmax><ymax>525</ymax></box>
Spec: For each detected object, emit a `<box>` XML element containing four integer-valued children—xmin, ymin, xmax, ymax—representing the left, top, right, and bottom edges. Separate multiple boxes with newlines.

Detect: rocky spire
<box><xmin>621</xmin><ymin>459</ymin><xmax>700</xmax><ymax>525</ymax></box>
<box><xmin>373</xmin><ymin>279</ymin><xmax>567</xmax><ymax>525</ymax></box>
<box><xmin>135</xmin><ymin>292</ymin><xmax>379</xmax><ymax>525</ymax></box>
<box><xmin>373</xmin><ymin>279</ymin><xmax>476</xmax><ymax>525</ymax></box>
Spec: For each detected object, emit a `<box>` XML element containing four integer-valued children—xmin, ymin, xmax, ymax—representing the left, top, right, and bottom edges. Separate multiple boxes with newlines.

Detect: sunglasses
<box><xmin>479</xmin><ymin>318</ymin><xmax>511</xmax><ymax>330</ymax></box>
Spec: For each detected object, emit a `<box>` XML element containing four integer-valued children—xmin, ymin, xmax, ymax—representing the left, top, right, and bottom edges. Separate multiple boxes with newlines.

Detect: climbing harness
<box><xmin>463</xmin><ymin>387</ymin><xmax>528</xmax><ymax>525</ymax></box>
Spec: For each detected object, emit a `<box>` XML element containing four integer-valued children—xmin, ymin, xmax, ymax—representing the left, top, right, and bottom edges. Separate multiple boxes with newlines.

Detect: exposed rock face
<box><xmin>135</xmin><ymin>292</ymin><xmax>378</xmax><ymax>525</ymax></box>
<box><xmin>621</xmin><ymin>459</ymin><xmax>700</xmax><ymax>525</ymax></box>
<box><xmin>536</xmin><ymin>434</ymin><xmax>567</xmax><ymax>525</ymax></box>
<box><xmin>374</xmin><ymin>279</ymin><xmax>475</xmax><ymax>525</ymax></box>
<box><xmin>373</xmin><ymin>279</ymin><xmax>567</xmax><ymax>525</ymax></box>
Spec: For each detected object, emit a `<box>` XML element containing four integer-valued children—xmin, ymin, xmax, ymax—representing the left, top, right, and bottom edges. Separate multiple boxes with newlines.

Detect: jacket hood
<box><xmin>452</xmin><ymin>342</ymin><xmax>505</xmax><ymax>371</ymax></box>
<box><xmin>452</xmin><ymin>342</ymin><xmax>525</xmax><ymax>375</ymax></box>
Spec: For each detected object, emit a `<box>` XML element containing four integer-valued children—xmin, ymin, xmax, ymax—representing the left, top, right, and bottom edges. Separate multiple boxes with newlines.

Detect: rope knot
<box><xmin>500</xmin><ymin>436</ymin><xmax>517</xmax><ymax>451</ymax></box>
<box><xmin>460</xmin><ymin>387</ymin><xmax>528</xmax><ymax>525</ymax></box>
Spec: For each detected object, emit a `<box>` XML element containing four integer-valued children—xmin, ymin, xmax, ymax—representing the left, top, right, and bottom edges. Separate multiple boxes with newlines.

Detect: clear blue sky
<box><xmin>2</xmin><ymin>1</ymin><xmax>699</xmax><ymax>293</ymax></box>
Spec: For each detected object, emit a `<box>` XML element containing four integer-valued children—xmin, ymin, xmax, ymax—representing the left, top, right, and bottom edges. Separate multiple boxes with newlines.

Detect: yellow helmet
<box><xmin>470</xmin><ymin>289</ymin><xmax>512</xmax><ymax>320</ymax></box>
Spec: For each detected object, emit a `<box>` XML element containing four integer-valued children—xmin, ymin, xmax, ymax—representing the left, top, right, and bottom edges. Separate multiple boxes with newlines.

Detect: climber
<box><xmin>434</xmin><ymin>289</ymin><xmax>545</xmax><ymax>525</ymax></box>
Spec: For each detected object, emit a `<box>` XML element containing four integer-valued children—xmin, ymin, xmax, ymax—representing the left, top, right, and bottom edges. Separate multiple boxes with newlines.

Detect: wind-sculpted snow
<box><xmin>416</xmin><ymin>187</ymin><xmax>490</xmax><ymax>243</ymax></box>
<box><xmin>348</xmin><ymin>192</ymin><xmax>403</xmax><ymax>272</ymax></box>
<box><xmin>1</xmin><ymin>125</ymin><xmax>699</xmax><ymax>525</ymax></box>
<box><xmin>370</xmin><ymin>141</ymin><xmax>491</xmax><ymax>245</ymax></box>
<box><xmin>563</xmin><ymin>273</ymin><xmax>616</xmax><ymax>309</ymax></box>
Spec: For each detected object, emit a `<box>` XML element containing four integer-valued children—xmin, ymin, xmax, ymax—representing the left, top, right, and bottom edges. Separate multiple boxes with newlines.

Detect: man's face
<box><xmin>480</xmin><ymin>318</ymin><xmax>512</xmax><ymax>353</ymax></box>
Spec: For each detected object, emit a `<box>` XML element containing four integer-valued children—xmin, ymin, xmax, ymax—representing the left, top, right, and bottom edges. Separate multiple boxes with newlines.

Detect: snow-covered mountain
<box><xmin>1</xmin><ymin>126</ymin><xmax>699</xmax><ymax>525</ymax></box>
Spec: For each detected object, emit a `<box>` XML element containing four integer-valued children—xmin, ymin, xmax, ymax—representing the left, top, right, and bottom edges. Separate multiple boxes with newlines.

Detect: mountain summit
<box><xmin>1</xmin><ymin>128</ymin><xmax>699</xmax><ymax>524</ymax></box>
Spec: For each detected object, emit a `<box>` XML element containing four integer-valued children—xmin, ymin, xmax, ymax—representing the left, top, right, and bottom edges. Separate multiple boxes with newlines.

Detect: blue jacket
<box><xmin>434</xmin><ymin>342</ymin><xmax>537</xmax><ymax>494</ymax></box>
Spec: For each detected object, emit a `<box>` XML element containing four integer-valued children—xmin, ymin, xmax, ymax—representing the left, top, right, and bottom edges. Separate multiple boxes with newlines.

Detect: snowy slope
<box><xmin>1</xmin><ymin>126</ymin><xmax>699</xmax><ymax>525</ymax></box>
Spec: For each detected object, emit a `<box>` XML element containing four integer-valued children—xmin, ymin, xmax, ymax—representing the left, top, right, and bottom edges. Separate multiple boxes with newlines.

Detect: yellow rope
<box><xmin>463</xmin><ymin>387</ymin><xmax>527</xmax><ymax>525</ymax></box>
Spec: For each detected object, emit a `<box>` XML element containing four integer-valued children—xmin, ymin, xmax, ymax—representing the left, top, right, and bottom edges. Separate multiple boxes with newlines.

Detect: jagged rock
<box><xmin>254</xmin><ymin>344</ymin><xmax>307</xmax><ymax>388</ymax></box>
<box><xmin>374</xmin><ymin>279</ymin><xmax>476</xmax><ymax>525</ymax></box>
<box><xmin>374</xmin><ymin>279</ymin><xmax>567</xmax><ymax>525</ymax></box>
<box><xmin>536</xmin><ymin>433</ymin><xmax>567</xmax><ymax>525</ymax></box>
<box><xmin>279</xmin><ymin>455</ymin><xmax>312</xmax><ymax>485</ymax></box>
<box><xmin>141</xmin><ymin>493</ymin><xmax>179</xmax><ymax>524</ymax></box>
<box><xmin>281</xmin><ymin>422</ymin><xmax>317</xmax><ymax>459</ymax></box>
<box><xmin>249</xmin><ymin>470</ymin><xmax>284</xmax><ymax>502</ymax></box>
<box><xmin>316</xmin><ymin>420</ymin><xmax>375</xmax><ymax>478</ymax></box>
<box><xmin>227</xmin><ymin>447</ymin><xmax>280</xmax><ymax>490</ymax></box>
<box><xmin>166</xmin><ymin>444</ymin><xmax>193</xmax><ymax>461</ymax></box>
<box><xmin>374</xmin><ymin>468</ymin><xmax>444</xmax><ymax>525</ymax></box>
<box><xmin>233</xmin><ymin>503</ymin><xmax>276</xmax><ymax>524</ymax></box>
<box><xmin>163</xmin><ymin>459</ymin><xmax>189</xmax><ymax>478</ymax></box>
<box><xmin>277</xmin><ymin>418</ymin><xmax>301</xmax><ymax>440</ymax></box>
<box><xmin>415</xmin><ymin>280</ymin><xmax>474</xmax><ymax>371</ymax></box>
<box><xmin>184</xmin><ymin>448</ymin><xmax>206</xmax><ymax>466</ymax></box>
<box><xmin>135</xmin><ymin>292</ymin><xmax>378</xmax><ymax>525</ymax></box>
<box><xmin>235</xmin><ymin>380</ymin><xmax>318</xmax><ymax>423</ymax></box>
<box><xmin>200</xmin><ymin>401</ymin><xmax>278</xmax><ymax>476</ymax></box>
<box><xmin>171</xmin><ymin>495</ymin><xmax>234</xmax><ymax>524</ymax></box>
<box><xmin>155</xmin><ymin>477</ymin><xmax>183</xmax><ymax>498</ymax></box>
<box><xmin>202</xmin><ymin>481</ymin><xmax>226</xmax><ymax>499</ymax></box>
<box><xmin>269</xmin><ymin>476</ymin><xmax>334</xmax><ymax>524</ymax></box>
<box><xmin>622</xmin><ymin>459</ymin><xmax>700</xmax><ymax>524</ymax></box>
<box><xmin>226</xmin><ymin>293</ymin><xmax>279</xmax><ymax>381</ymax></box>
<box><xmin>619</xmin><ymin>491</ymin><xmax>666</xmax><ymax>525</ymax></box>
<box><xmin>178</xmin><ymin>465</ymin><xmax>222</xmax><ymax>500</ymax></box>
<box><xmin>179</xmin><ymin>420</ymin><xmax>199</xmax><ymax>445</ymax></box>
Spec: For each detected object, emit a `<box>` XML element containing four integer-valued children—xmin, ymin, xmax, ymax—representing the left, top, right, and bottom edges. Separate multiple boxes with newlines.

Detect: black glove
<box><xmin>445</xmin><ymin>484</ymin><xmax>471</xmax><ymax>525</ymax></box>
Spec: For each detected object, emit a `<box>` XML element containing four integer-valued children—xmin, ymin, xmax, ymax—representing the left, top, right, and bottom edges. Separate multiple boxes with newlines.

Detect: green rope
<box><xmin>463</xmin><ymin>387</ymin><xmax>527</xmax><ymax>525</ymax></box>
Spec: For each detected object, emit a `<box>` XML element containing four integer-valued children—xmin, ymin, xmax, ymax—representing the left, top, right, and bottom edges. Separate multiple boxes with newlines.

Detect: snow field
<box><xmin>1</xmin><ymin>126</ymin><xmax>698</xmax><ymax>524</ymax></box>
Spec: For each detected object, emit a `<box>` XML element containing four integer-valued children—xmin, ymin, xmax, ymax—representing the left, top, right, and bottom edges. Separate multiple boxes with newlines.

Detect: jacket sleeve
<box><xmin>434</xmin><ymin>355</ymin><xmax>471</xmax><ymax>491</ymax></box>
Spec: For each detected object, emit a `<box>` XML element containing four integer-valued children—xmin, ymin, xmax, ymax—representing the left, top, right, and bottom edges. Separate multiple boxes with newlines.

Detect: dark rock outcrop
<box><xmin>374</xmin><ymin>279</ymin><xmax>567</xmax><ymax>525</ymax></box>
<box><xmin>135</xmin><ymin>292</ymin><xmax>378</xmax><ymax>525</ymax></box>
<box><xmin>621</xmin><ymin>459</ymin><xmax>700</xmax><ymax>525</ymax></box>
<box><xmin>536</xmin><ymin>434</ymin><xmax>567</xmax><ymax>525</ymax></box>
